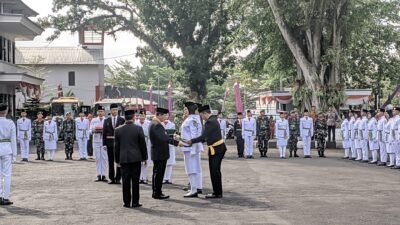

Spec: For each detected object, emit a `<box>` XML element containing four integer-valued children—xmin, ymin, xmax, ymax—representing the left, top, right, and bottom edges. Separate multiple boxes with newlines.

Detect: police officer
<box><xmin>33</xmin><ymin>112</ymin><xmax>46</xmax><ymax>160</ymax></box>
<box><xmin>61</xmin><ymin>112</ymin><xmax>75</xmax><ymax>160</ymax></box>
<box><xmin>300</xmin><ymin>109</ymin><xmax>314</xmax><ymax>158</ymax></box>
<box><xmin>17</xmin><ymin>110</ymin><xmax>31</xmax><ymax>161</ymax></box>
<box><xmin>314</xmin><ymin>112</ymin><xmax>328</xmax><ymax>158</ymax></box>
<box><xmin>256</xmin><ymin>109</ymin><xmax>270</xmax><ymax>157</ymax></box>
<box><xmin>288</xmin><ymin>111</ymin><xmax>300</xmax><ymax>157</ymax></box>
<box><xmin>0</xmin><ymin>104</ymin><xmax>17</xmax><ymax>205</ymax></box>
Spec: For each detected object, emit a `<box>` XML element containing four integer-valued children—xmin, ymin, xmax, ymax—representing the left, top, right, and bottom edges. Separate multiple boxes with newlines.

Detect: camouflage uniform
<box><xmin>256</xmin><ymin>116</ymin><xmax>270</xmax><ymax>157</ymax></box>
<box><xmin>33</xmin><ymin>119</ymin><xmax>45</xmax><ymax>160</ymax></box>
<box><xmin>288</xmin><ymin>117</ymin><xmax>300</xmax><ymax>157</ymax></box>
<box><xmin>61</xmin><ymin>119</ymin><xmax>75</xmax><ymax>159</ymax></box>
<box><xmin>314</xmin><ymin>118</ymin><xmax>328</xmax><ymax>157</ymax></box>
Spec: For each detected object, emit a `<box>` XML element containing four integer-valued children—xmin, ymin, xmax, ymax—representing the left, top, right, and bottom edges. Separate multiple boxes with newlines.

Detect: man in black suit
<box><xmin>149</xmin><ymin>107</ymin><xmax>180</xmax><ymax>200</ymax></box>
<box><xmin>234</xmin><ymin>112</ymin><xmax>245</xmax><ymax>158</ymax></box>
<box><xmin>186</xmin><ymin>105</ymin><xmax>227</xmax><ymax>199</ymax></box>
<box><xmin>103</xmin><ymin>103</ymin><xmax>125</xmax><ymax>184</ymax></box>
<box><xmin>114</xmin><ymin>109</ymin><xmax>147</xmax><ymax>208</ymax></box>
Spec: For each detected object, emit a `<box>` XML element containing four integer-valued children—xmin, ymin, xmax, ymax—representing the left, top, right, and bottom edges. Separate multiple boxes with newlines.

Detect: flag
<box><xmin>57</xmin><ymin>83</ymin><xmax>63</xmax><ymax>98</ymax></box>
<box><xmin>221</xmin><ymin>85</ymin><xmax>229</xmax><ymax>112</ymax></box>
<box><xmin>149</xmin><ymin>85</ymin><xmax>154</xmax><ymax>113</ymax></box>
<box><xmin>234</xmin><ymin>81</ymin><xmax>243</xmax><ymax>113</ymax></box>
<box><xmin>168</xmin><ymin>80</ymin><xmax>173</xmax><ymax>114</ymax></box>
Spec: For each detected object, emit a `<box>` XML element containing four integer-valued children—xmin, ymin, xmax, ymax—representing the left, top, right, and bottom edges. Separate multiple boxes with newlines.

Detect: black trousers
<box><xmin>121</xmin><ymin>162</ymin><xmax>141</xmax><ymax>206</ymax></box>
<box><xmin>87</xmin><ymin>136</ymin><xmax>93</xmax><ymax>156</ymax></box>
<box><xmin>107</xmin><ymin>144</ymin><xmax>121</xmax><ymax>182</ymax></box>
<box><xmin>328</xmin><ymin>126</ymin><xmax>336</xmax><ymax>141</ymax></box>
<box><xmin>209</xmin><ymin>148</ymin><xmax>226</xmax><ymax>195</ymax></box>
<box><xmin>152</xmin><ymin>160</ymin><xmax>167</xmax><ymax>195</ymax></box>
<box><xmin>236</xmin><ymin>136</ymin><xmax>244</xmax><ymax>156</ymax></box>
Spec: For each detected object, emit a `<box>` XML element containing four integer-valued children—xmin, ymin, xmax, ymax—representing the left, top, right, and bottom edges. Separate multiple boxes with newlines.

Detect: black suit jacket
<box><xmin>114</xmin><ymin>121</ymin><xmax>148</xmax><ymax>164</ymax></box>
<box><xmin>149</xmin><ymin>121</ymin><xmax>179</xmax><ymax>161</ymax></box>
<box><xmin>103</xmin><ymin>116</ymin><xmax>125</xmax><ymax>147</ymax></box>
<box><xmin>234</xmin><ymin>120</ymin><xmax>243</xmax><ymax>137</ymax></box>
<box><xmin>192</xmin><ymin>115</ymin><xmax>227</xmax><ymax>151</ymax></box>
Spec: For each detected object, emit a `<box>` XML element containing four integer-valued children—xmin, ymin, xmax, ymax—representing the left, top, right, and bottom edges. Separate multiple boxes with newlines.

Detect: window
<box><xmin>68</xmin><ymin>71</ymin><xmax>75</xmax><ymax>86</ymax></box>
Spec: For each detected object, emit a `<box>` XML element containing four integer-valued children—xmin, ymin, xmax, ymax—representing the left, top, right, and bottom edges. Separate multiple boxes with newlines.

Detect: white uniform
<box><xmin>75</xmin><ymin>117</ymin><xmax>90</xmax><ymax>159</ymax></box>
<box><xmin>218</xmin><ymin>118</ymin><xmax>227</xmax><ymax>140</ymax></box>
<box><xmin>242</xmin><ymin>117</ymin><xmax>256</xmax><ymax>157</ymax></box>
<box><xmin>354</xmin><ymin>118</ymin><xmax>362</xmax><ymax>160</ymax></box>
<box><xmin>391</xmin><ymin>115</ymin><xmax>400</xmax><ymax>166</ymax></box>
<box><xmin>0</xmin><ymin>117</ymin><xmax>17</xmax><ymax>200</ymax></box>
<box><xmin>163</xmin><ymin>120</ymin><xmax>176</xmax><ymax>182</ymax></box>
<box><xmin>385</xmin><ymin>118</ymin><xmax>395</xmax><ymax>166</ymax></box>
<box><xmin>43</xmin><ymin>120</ymin><xmax>58</xmax><ymax>160</ymax></box>
<box><xmin>360</xmin><ymin>116</ymin><xmax>369</xmax><ymax>161</ymax></box>
<box><xmin>275</xmin><ymin>118</ymin><xmax>289</xmax><ymax>158</ymax></box>
<box><xmin>17</xmin><ymin>117</ymin><xmax>31</xmax><ymax>160</ymax></box>
<box><xmin>377</xmin><ymin>116</ymin><xmax>387</xmax><ymax>164</ymax></box>
<box><xmin>368</xmin><ymin>117</ymin><xmax>379</xmax><ymax>163</ymax></box>
<box><xmin>135</xmin><ymin>119</ymin><xmax>152</xmax><ymax>182</ymax></box>
<box><xmin>340</xmin><ymin>118</ymin><xmax>350</xmax><ymax>158</ymax></box>
<box><xmin>90</xmin><ymin>117</ymin><xmax>108</xmax><ymax>177</ymax></box>
<box><xmin>180</xmin><ymin>114</ymin><xmax>203</xmax><ymax>194</ymax></box>
<box><xmin>300</xmin><ymin>116</ymin><xmax>313</xmax><ymax>157</ymax></box>
<box><xmin>349</xmin><ymin>117</ymin><xmax>357</xmax><ymax>159</ymax></box>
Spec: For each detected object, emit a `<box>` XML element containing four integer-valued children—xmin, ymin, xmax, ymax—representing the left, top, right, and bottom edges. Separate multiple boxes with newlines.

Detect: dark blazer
<box><xmin>103</xmin><ymin>116</ymin><xmax>125</xmax><ymax>147</ymax></box>
<box><xmin>233</xmin><ymin>119</ymin><xmax>243</xmax><ymax>138</ymax></box>
<box><xmin>114</xmin><ymin>121</ymin><xmax>148</xmax><ymax>164</ymax></box>
<box><xmin>192</xmin><ymin>115</ymin><xmax>226</xmax><ymax>148</ymax></box>
<box><xmin>149</xmin><ymin>121</ymin><xmax>179</xmax><ymax>161</ymax></box>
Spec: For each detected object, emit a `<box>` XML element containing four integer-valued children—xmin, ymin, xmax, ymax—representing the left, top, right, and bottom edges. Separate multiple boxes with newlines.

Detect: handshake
<box><xmin>173</xmin><ymin>134</ymin><xmax>192</xmax><ymax>147</ymax></box>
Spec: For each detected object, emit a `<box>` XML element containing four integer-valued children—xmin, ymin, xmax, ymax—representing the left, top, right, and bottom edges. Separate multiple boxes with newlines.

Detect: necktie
<box><xmin>23</xmin><ymin>118</ymin><xmax>25</xmax><ymax>122</ymax></box>
<box><xmin>49</xmin><ymin>121</ymin><xmax>51</xmax><ymax>125</ymax></box>
<box><xmin>113</xmin><ymin>117</ymin><xmax>116</xmax><ymax>128</ymax></box>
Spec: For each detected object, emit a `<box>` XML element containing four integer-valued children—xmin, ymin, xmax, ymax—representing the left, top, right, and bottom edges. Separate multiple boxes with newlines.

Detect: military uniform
<box><xmin>33</xmin><ymin>118</ymin><xmax>45</xmax><ymax>160</ymax></box>
<box><xmin>256</xmin><ymin>116</ymin><xmax>270</xmax><ymax>157</ymax></box>
<box><xmin>288</xmin><ymin>117</ymin><xmax>300</xmax><ymax>157</ymax></box>
<box><xmin>61</xmin><ymin>118</ymin><xmax>75</xmax><ymax>160</ymax></box>
<box><xmin>314</xmin><ymin>117</ymin><xmax>328</xmax><ymax>157</ymax></box>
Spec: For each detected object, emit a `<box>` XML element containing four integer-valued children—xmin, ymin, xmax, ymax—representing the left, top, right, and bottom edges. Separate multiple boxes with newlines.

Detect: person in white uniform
<box><xmin>217</xmin><ymin>112</ymin><xmax>227</xmax><ymax>140</ymax></box>
<box><xmin>91</xmin><ymin>105</ymin><xmax>108</xmax><ymax>182</ymax></box>
<box><xmin>43</xmin><ymin>114</ymin><xmax>58</xmax><ymax>161</ymax></box>
<box><xmin>275</xmin><ymin>111</ymin><xmax>289</xmax><ymax>159</ymax></box>
<box><xmin>377</xmin><ymin>109</ymin><xmax>387</xmax><ymax>166</ymax></box>
<box><xmin>359</xmin><ymin>109</ymin><xmax>369</xmax><ymax>163</ymax></box>
<box><xmin>340</xmin><ymin>113</ymin><xmax>351</xmax><ymax>159</ymax></box>
<box><xmin>354</xmin><ymin>113</ymin><xmax>362</xmax><ymax>161</ymax></box>
<box><xmin>385</xmin><ymin>113</ymin><xmax>395</xmax><ymax>167</ymax></box>
<box><xmin>0</xmin><ymin>104</ymin><xmax>17</xmax><ymax>205</ymax></box>
<box><xmin>195</xmin><ymin>104</ymin><xmax>204</xmax><ymax>193</ymax></box>
<box><xmin>135</xmin><ymin>110</ymin><xmax>152</xmax><ymax>184</ymax></box>
<box><xmin>299</xmin><ymin>109</ymin><xmax>314</xmax><ymax>158</ymax></box>
<box><xmin>180</xmin><ymin>102</ymin><xmax>203</xmax><ymax>197</ymax></box>
<box><xmin>242</xmin><ymin>110</ymin><xmax>256</xmax><ymax>159</ymax></box>
<box><xmin>391</xmin><ymin>107</ymin><xmax>400</xmax><ymax>169</ymax></box>
<box><xmin>17</xmin><ymin>110</ymin><xmax>31</xmax><ymax>161</ymax></box>
<box><xmin>163</xmin><ymin>119</ymin><xmax>176</xmax><ymax>184</ymax></box>
<box><xmin>367</xmin><ymin>111</ymin><xmax>379</xmax><ymax>164</ymax></box>
<box><xmin>75</xmin><ymin>111</ymin><xmax>90</xmax><ymax>160</ymax></box>
<box><xmin>349</xmin><ymin>111</ymin><xmax>357</xmax><ymax>160</ymax></box>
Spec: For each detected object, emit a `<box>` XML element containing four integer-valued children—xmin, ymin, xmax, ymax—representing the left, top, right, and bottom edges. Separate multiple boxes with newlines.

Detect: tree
<box><xmin>40</xmin><ymin>0</ymin><xmax>240</xmax><ymax>100</ymax></box>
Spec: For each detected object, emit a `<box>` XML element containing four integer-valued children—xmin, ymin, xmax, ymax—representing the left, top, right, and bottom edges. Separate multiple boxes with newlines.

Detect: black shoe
<box><xmin>197</xmin><ymin>189</ymin><xmax>202</xmax><ymax>194</ymax></box>
<box><xmin>368</xmin><ymin>161</ymin><xmax>377</xmax><ymax>164</ymax></box>
<box><xmin>101</xmin><ymin>176</ymin><xmax>107</xmax><ymax>182</ymax></box>
<box><xmin>184</xmin><ymin>192</ymin><xmax>198</xmax><ymax>198</ymax></box>
<box><xmin>362</xmin><ymin>160</ymin><xmax>369</xmax><ymax>163</ymax></box>
<box><xmin>108</xmin><ymin>180</ymin><xmax>116</xmax><ymax>184</ymax></box>
<box><xmin>65</xmin><ymin>157</ymin><xmax>69</xmax><ymax>160</ymax></box>
<box><xmin>152</xmin><ymin>193</ymin><xmax>170</xmax><ymax>200</ymax></box>
<box><xmin>94</xmin><ymin>175</ymin><xmax>102</xmax><ymax>182</ymax></box>
<box><xmin>377</xmin><ymin>162</ymin><xmax>386</xmax><ymax>166</ymax></box>
<box><xmin>205</xmin><ymin>193</ymin><xmax>223</xmax><ymax>199</ymax></box>
<box><xmin>132</xmin><ymin>203</ymin><xmax>142</xmax><ymax>208</ymax></box>
<box><xmin>343</xmin><ymin>156</ymin><xmax>349</xmax><ymax>159</ymax></box>
<box><xmin>115</xmin><ymin>180</ymin><xmax>121</xmax><ymax>184</ymax></box>
<box><xmin>35</xmin><ymin>157</ymin><xmax>40</xmax><ymax>160</ymax></box>
<box><xmin>139</xmin><ymin>180</ymin><xmax>144</xmax><ymax>184</ymax></box>
<box><xmin>1</xmin><ymin>199</ymin><xmax>13</xmax><ymax>205</ymax></box>
<box><xmin>123</xmin><ymin>204</ymin><xmax>131</xmax><ymax>208</ymax></box>
<box><xmin>392</xmin><ymin>166</ymin><xmax>400</xmax><ymax>169</ymax></box>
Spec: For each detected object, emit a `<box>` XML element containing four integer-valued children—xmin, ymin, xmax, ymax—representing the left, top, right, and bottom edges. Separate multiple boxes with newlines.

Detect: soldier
<box><xmin>17</xmin><ymin>110</ymin><xmax>31</xmax><ymax>161</ymax></box>
<box><xmin>61</xmin><ymin>112</ymin><xmax>75</xmax><ymax>160</ymax></box>
<box><xmin>242</xmin><ymin>110</ymin><xmax>256</xmax><ymax>159</ymax></box>
<box><xmin>314</xmin><ymin>112</ymin><xmax>328</xmax><ymax>158</ymax></box>
<box><xmin>43</xmin><ymin>114</ymin><xmax>58</xmax><ymax>161</ymax></box>
<box><xmin>367</xmin><ymin>111</ymin><xmax>379</xmax><ymax>164</ymax></box>
<box><xmin>33</xmin><ymin>112</ymin><xmax>46</xmax><ymax>160</ymax></box>
<box><xmin>256</xmin><ymin>109</ymin><xmax>270</xmax><ymax>157</ymax></box>
<box><xmin>288</xmin><ymin>111</ymin><xmax>300</xmax><ymax>157</ymax></box>
<box><xmin>391</xmin><ymin>107</ymin><xmax>400</xmax><ymax>169</ymax></box>
<box><xmin>359</xmin><ymin>109</ymin><xmax>369</xmax><ymax>162</ymax></box>
<box><xmin>91</xmin><ymin>106</ymin><xmax>108</xmax><ymax>182</ymax></box>
<box><xmin>300</xmin><ymin>109</ymin><xmax>314</xmax><ymax>158</ymax></box>
<box><xmin>217</xmin><ymin>112</ymin><xmax>227</xmax><ymax>141</ymax></box>
<box><xmin>275</xmin><ymin>111</ymin><xmax>289</xmax><ymax>159</ymax></box>
<box><xmin>75</xmin><ymin>111</ymin><xmax>90</xmax><ymax>160</ymax></box>
<box><xmin>377</xmin><ymin>109</ymin><xmax>387</xmax><ymax>166</ymax></box>
<box><xmin>135</xmin><ymin>109</ymin><xmax>152</xmax><ymax>184</ymax></box>
<box><xmin>340</xmin><ymin>112</ymin><xmax>351</xmax><ymax>159</ymax></box>
<box><xmin>0</xmin><ymin>104</ymin><xmax>17</xmax><ymax>205</ymax></box>
<box><xmin>233</xmin><ymin>112</ymin><xmax>245</xmax><ymax>158</ymax></box>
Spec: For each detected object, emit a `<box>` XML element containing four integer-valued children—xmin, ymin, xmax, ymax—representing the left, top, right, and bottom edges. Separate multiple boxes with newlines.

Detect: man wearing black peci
<box><xmin>103</xmin><ymin>103</ymin><xmax>125</xmax><ymax>184</ymax></box>
<box><xmin>185</xmin><ymin>105</ymin><xmax>227</xmax><ymax>199</ymax></box>
<box><xmin>114</xmin><ymin>109</ymin><xmax>147</xmax><ymax>208</ymax></box>
<box><xmin>149</xmin><ymin>107</ymin><xmax>180</xmax><ymax>200</ymax></box>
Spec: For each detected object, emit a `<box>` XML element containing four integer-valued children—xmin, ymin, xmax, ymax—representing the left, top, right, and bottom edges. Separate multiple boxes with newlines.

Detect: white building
<box><xmin>0</xmin><ymin>0</ymin><xmax>44</xmax><ymax>118</ymax></box>
<box><xmin>16</xmin><ymin>45</ymin><xmax>105</xmax><ymax>105</ymax></box>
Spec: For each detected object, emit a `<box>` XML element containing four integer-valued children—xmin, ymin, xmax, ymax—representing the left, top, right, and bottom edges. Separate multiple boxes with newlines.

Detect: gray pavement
<box><xmin>1</xmin><ymin>141</ymin><xmax>400</xmax><ymax>225</ymax></box>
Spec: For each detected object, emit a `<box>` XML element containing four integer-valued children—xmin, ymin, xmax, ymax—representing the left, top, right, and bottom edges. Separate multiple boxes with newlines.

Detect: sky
<box><xmin>17</xmin><ymin>0</ymin><xmax>144</xmax><ymax>66</ymax></box>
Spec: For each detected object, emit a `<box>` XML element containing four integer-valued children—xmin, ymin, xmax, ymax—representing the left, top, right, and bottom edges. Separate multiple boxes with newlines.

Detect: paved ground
<box><xmin>1</xmin><ymin>141</ymin><xmax>400</xmax><ymax>225</ymax></box>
